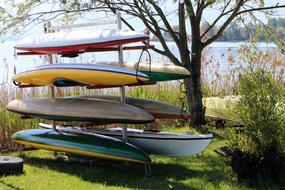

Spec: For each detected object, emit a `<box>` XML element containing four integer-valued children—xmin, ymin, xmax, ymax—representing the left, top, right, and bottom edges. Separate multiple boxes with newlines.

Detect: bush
<box><xmin>228</xmin><ymin>67</ymin><xmax>285</xmax><ymax>185</ymax></box>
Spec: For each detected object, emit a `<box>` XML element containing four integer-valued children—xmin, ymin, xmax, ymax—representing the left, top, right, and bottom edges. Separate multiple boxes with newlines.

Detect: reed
<box><xmin>127</xmin><ymin>81</ymin><xmax>181</xmax><ymax>105</ymax></box>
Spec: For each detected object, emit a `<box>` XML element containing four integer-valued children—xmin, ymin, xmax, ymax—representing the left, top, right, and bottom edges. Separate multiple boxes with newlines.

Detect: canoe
<box><xmin>12</xmin><ymin>129</ymin><xmax>151</xmax><ymax>163</ymax></box>
<box><xmin>7</xmin><ymin>98</ymin><xmax>154</xmax><ymax>124</ymax></box>
<box><xmin>39</xmin><ymin>123</ymin><xmax>213</xmax><ymax>157</ymax></box>
<box><xmin>14</xmin><ymin>29</ymin><xmax>148</xmax><ymax>55</ymax></box>
<box><xmin>203</xmin><ymin>96</ymin><xmax>240</xmax><ymax>121</ymax></box>
<box><xmin>12</xmin><ymin>64</ymin><xmax>149</xmax><ymax>87</ymax></box>
<box><xmin>72</xmin><ymin>95</ymin><xmax>191</xmax><ymax>119</ymax></box>
<box><xmin>96</xmin><ymin>62</ymin><xmax>191</xmax><ymax>82</ymax></box>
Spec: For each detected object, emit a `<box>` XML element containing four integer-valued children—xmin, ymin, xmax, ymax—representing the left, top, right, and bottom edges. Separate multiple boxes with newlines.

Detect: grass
<box><xmin>0</xmin><ymin>126</ymin><xmax>264</xmax><ymax>190</ymax></box>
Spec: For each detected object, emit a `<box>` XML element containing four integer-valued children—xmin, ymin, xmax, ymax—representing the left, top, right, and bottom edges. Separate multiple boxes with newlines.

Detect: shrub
<box><xmin>228</xmin><ymin>67</ymin><xmax>285</xmax><ymax>185</ymax></box>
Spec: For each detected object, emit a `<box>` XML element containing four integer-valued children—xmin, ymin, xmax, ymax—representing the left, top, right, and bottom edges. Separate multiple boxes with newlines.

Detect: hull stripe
<box><xmin>15</xmin><ymin>140</ymin><xmax>146</xmax><ymax>163</ymax></box>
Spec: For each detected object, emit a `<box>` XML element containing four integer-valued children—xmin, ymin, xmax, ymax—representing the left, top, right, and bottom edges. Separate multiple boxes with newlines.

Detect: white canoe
<box><xmin>15</xmin><ymin>29</ymin><xmax>148</xmax><ymax>55</ymax></box>
<box><xmin>39</xmin><ymin>123</ymin><xmax>213</xmax><ymax>157</ymax></box>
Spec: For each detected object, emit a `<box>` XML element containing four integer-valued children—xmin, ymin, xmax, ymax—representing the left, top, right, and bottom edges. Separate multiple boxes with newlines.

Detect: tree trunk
<box><xmin>184</xmin><ymin>40</ymin><xmax>206</xmax><ymax>127</ymax></box>
<box><xmin>184</xmin><ymin>77</ymin><xmax>206</xmax><ymax>127</ymax></box>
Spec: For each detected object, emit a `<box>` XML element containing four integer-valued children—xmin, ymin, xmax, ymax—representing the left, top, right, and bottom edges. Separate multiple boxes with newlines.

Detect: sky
<box><xmin>1</xmin><ymin>0</ymin><xmax>285</xmax><ymax>40</ymax></box>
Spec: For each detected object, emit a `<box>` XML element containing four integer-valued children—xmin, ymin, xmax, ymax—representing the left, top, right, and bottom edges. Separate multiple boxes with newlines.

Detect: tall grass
<box><xmin>127</xmin><ymin>81</ymin><xmax>181</xmax><ymax>105</ymax></box>
<box><xmin>0</xmin><ymin>83</ymin><xmax>39</xmax><ymax>150</ymax></box>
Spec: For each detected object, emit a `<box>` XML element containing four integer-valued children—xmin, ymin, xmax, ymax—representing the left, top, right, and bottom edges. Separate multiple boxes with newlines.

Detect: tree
<box><xmin>1</xmin><ymin>1</ymin><xmax>285</xmax><ymax>126</ymax></box>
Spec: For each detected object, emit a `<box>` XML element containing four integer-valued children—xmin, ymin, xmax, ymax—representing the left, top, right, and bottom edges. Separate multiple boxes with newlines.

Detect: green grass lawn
<box><xmin>0</xmin><ymin>127</ymin><xmax>280</xmax><ymax>190</ymax></box>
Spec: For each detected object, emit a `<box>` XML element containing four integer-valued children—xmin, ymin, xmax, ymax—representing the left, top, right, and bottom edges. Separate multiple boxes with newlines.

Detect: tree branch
<box><xmin>237</xmin><ymin>3</ymin><xmax>285</xmax><ymax>16</ymax></box>
<box><xmin>202</xmin><ymin>0</ymin><xmax>245</xmax><ymax>47</ymax></box>
<box><xmin>94</xmin><ymin>0</ymin><xmax>181</xmax><ymax>65</ymax></box>
<box><xmin>184</xmin><ymin>0</ymin><xmax>195</xmax><ymax>24</ymax></box>
<box><xmin>178</xmin><ymin>1</ymin><xmax>190</xmax><ymax>67</ymax></box>
<box><xmin>146</xmin><ymin>0</ymin><xmax>180</xmax><ymax>46</ymax></box>
<box><xmin>201</xmin><ymin>0</ymin><xmax>231</xmax><ymax>39</ymax></box>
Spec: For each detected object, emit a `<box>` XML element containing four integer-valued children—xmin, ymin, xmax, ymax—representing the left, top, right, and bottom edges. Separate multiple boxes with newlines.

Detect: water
<box><xmin>0</xmin><ymin>40</ymin><xmax>277</xmax><ymax>84</ymax></box>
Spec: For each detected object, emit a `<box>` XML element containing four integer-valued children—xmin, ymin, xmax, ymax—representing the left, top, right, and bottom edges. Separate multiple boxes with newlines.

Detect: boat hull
<box><xmin>12</xmin><ymin>129</ymin><xmax>151</xmax><ymax>163</ymax></box>
<box><xmin>7</xmin><ymin>98</ymin><xmax>154</xmax><ymax>124</ymax></box>
<box><xmin>39</xmin><ymin>123</ymin><xmax>213</xmax><ymax>157</ymax></box>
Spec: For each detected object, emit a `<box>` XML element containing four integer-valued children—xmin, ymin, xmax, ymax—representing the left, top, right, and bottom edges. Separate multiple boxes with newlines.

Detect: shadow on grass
<box><xmin>20</xmin><ymin>152</ymin><xmax>229</xmax><ymax>190</ymax></box>
<box><xmin>0</xmin><ymin>179</ymin><xmax>23</xmax><ymax>190</ymax></box>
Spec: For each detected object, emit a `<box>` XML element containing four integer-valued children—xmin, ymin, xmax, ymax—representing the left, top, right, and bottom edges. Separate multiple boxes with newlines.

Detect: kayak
<box><xmin>14</xmin><ymin>29</ymin><xmax>148</xmax><ymax>55</ymax></box>
<box><xmin>72</xmin><ymin>95</ymin><xmax>191</xmax><ymax>119</ymax></box>
<box><xmin>12</xmin><ymin>64</ymin><xmax>149</xmax><ymax>87</ymax></box>
<box><xmin>7</xmin><ymin>97</ymin><xmax>154</xmax><ymax>124</ymax></box>
<box><xmin>12</xmin><ymin>129</ymin><xmax>151</xmax><ymax>163</ymax></box>
<box><xmin>96</xmin><ymin>62</ymin><xmax>191</xmax><ymax>82</ymax></box>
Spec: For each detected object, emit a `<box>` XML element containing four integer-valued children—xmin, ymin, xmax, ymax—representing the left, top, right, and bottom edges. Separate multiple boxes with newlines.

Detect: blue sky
<box><xmin>2</xmin><ymin>0</ymin><xmax>285</xmax><ymax>39</ymax></box>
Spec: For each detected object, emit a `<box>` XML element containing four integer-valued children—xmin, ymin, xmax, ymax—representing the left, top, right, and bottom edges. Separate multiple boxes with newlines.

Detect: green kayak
<box><xmin>96</xmin><ymin>61</ymin><xmax>191</xmax><ymax>82</ymax></box>
<box><xmin>12</xmin><ymin>129</ymin><xmax>151</xmax><ymax>163</ymax></box>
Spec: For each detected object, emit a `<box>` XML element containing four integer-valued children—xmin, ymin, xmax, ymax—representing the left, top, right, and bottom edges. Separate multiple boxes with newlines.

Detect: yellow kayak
<box><xmin>13</xmin><ymin>64</ymin><xmax>149</xmax><ymax>87</ymax></box>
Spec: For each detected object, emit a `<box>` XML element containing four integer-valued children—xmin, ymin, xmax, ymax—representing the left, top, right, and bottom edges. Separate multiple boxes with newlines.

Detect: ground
<box><xmin>0</xmin><ymin>126</ymin><xmax>282</xmax><ymax>190</ymax></box>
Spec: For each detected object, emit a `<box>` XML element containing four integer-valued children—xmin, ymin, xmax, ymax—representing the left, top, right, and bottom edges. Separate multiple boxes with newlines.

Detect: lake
<box><xmin>0</xmin><ymin>40</ymin><xmax>277</xmax><ymax>85</ymax></box>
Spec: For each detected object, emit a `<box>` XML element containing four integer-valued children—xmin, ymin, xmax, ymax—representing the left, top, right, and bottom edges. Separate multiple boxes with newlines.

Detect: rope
<box><xmin>144</xmin><ymin>163</ymin><xmax>152</xmax><ymax>177</ymax></box>
<box><xmin>178</xmin><ymin>80</ymin><xmax>189</xmax><ymax>122</ymax></box>
<box><xmin>13</xmin><ymin>81</ymin><xmax>20</xmax><ymax>87</ymax></box>
<box><xmin>135</xmin><ymin>48</ymin><xmax>152</xmax><ymax>84</ymax></box>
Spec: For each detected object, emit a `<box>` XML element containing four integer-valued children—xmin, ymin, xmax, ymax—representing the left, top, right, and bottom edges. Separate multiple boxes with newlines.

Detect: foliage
<box><xmin>218</xmin><ymin>22</ymin><xmax>249</xmax><ymax>42</ymax></box>
<box><xmin>228</xmin><ymin>65</ymin><xmax>285</xmax><ymax>184</ymax></box>
<box><xmin>268</xmin><ymin>17</ymin><xmax>285</xmax><ymax>28</ymax></box>
<box><xmin>235</xmin><ymin>69</ymin><xmax>285</xmax><ymax>153</ymax></box>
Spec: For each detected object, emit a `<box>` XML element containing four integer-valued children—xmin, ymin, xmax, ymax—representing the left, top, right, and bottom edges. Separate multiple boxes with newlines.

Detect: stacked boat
<box><xmin>8</xmin><ymin>27</ymin><xmax>213</xmax><ymax>165</ymax></box>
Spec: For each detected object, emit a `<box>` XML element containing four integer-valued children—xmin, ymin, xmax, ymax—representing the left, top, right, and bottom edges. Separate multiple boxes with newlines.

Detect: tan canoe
<box><xmin>203</xmin><ymin>96</ymin><xmax>240</xmax><ymax>121</ymax></box>
<box><xmin>7</xmin><ymin>98</ymin><xmax>154</xmax><ymax>124</ymax></box>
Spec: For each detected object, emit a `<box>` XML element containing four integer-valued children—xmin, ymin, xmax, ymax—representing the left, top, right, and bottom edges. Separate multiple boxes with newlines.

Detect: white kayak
<box><xmin>14</xmin><ymin>29</ymin><xmax>148</xmax><ymax>55</ymax></box>
<box><xmin>39</xmin><ymin>123</ymin><xmax>213</xmax><ymax>157</ymax></box>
